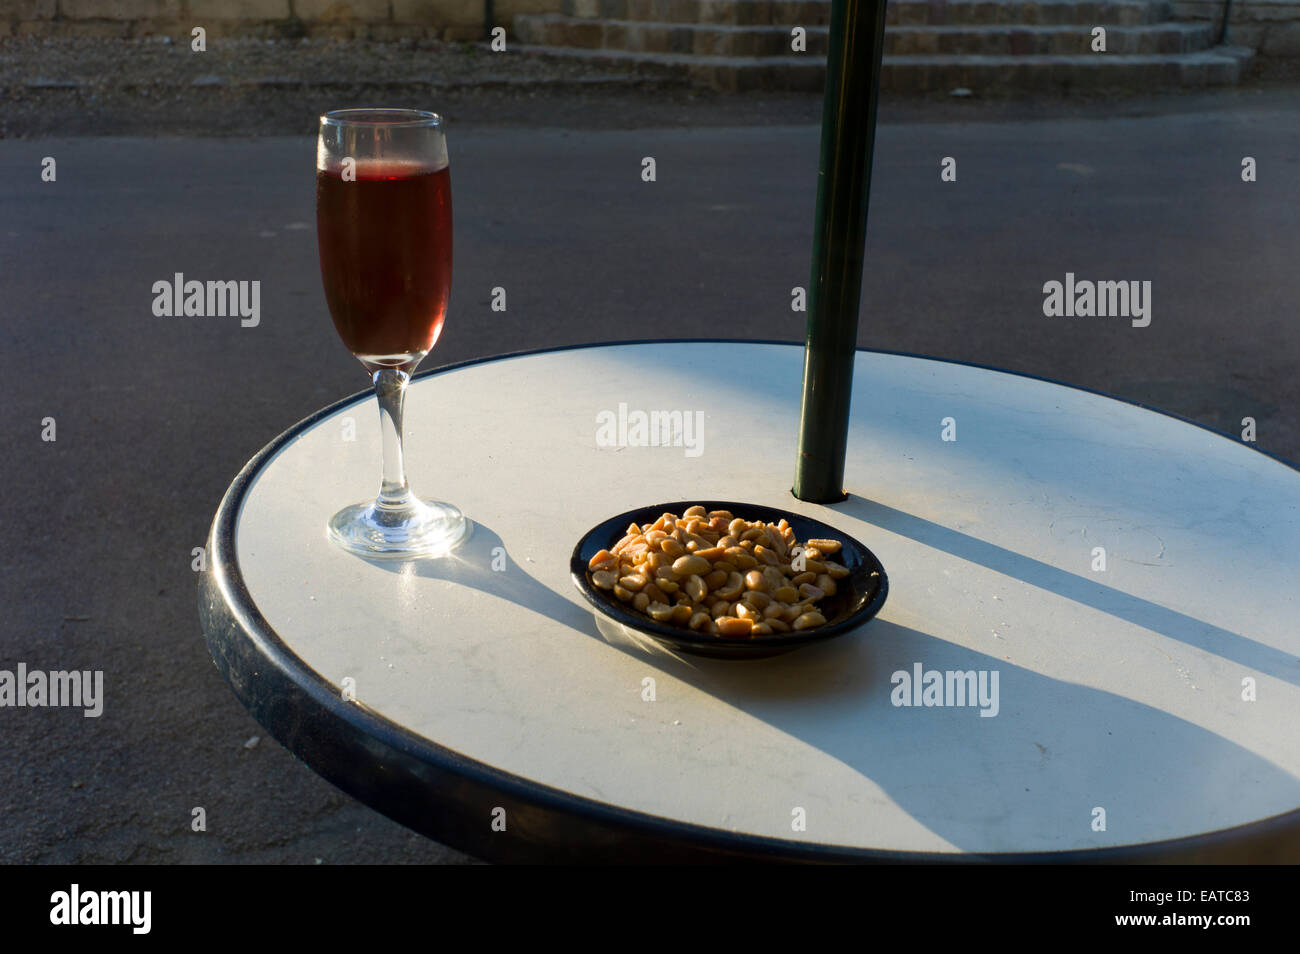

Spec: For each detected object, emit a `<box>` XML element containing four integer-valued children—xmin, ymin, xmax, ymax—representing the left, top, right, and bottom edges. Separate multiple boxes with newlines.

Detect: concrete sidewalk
<box><xmin>1</xmin><ymin>101</ymin><xmax>1296</xmax><ymax>862</ymax></box>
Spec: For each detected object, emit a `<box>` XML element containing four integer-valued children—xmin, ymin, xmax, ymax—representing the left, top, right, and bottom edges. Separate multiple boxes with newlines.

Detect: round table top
<box><xmin>201</xmin><ymin>341</ymin><xmax>1300</xmax><ymax>863</ymax></box>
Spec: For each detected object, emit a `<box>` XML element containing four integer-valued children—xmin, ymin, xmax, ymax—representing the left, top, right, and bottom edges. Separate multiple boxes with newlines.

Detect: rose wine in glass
<box><xmin>316</xmin><ymin>108</ymin><xmax>468</xmax><ymax>558</ymax></box>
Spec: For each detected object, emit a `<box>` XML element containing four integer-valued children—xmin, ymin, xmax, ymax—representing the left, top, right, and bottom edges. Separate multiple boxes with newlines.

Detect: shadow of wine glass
<box><xmin>362</xmin><ymin>519</ymin><xmax>600</xmax><ymax>639</ymax></box>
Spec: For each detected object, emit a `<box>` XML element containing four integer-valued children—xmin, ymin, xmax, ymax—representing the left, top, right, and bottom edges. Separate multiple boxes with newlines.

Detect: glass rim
<box><xmin>320</xmin><ymin>108</ymin><xmax>443</xmax><ymax>128</ymax></box>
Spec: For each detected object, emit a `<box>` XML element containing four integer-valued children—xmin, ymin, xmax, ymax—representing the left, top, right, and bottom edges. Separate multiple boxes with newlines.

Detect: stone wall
<box><xmin>1172</xmin><ymin>0</ymin><xmax>1300</xmax><ymax>53</ymax></box>
<box><xmin>5</xmin><ymin>0</ymin><xmax>1300</xmax><ymax>54</ymax></box>
<box><xmin>0</xmin><ymin>0</ymin><xmax>560</xmax><ymax>42</ymax></box>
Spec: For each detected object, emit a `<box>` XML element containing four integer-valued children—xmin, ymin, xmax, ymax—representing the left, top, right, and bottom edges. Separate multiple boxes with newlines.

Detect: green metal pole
<box><xmin>793</xmin><ymin>0</ymin><xmax>888</xmax><ymax>503</ymax></box>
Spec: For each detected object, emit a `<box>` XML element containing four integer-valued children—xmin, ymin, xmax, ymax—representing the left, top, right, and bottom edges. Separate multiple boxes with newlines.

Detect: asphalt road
<box><xmin>2</xmin><ymin>99</ymin><xmax>1298</xmax><ymax>863</ymax></box>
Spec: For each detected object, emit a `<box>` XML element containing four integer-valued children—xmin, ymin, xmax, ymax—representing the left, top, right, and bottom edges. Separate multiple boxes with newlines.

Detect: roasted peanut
<box><xmin>592</xmin><ymin>570</ymin><xmax>617</xmax><ymax>590</ymax></box>
<box><xmin>807</xmin><ymin>538</ymin><xmax>841</xmax><ymax>554</ymax></box>
<box><xmin>714</xmin><ymin>572</ymin><xmax>744</xmax><ymax>600</ymax></box>
<box><xmin>647</xmin><ymin>601</ymin><xmax>674</xmax><ymax>621</ymax></box>
<box><xmin>682</xmin><ymin>532</ymin><xmax>711</xmax><ymax>551</ymax></box>
<box><xmin>672</xmin><ymin>554</ymin><xmax>711</xmax><ymax>576</ymax></box>
<box><xmin>588</xmin><ymin>549</ymin><xmax>617</xmax><ymax>572</ymax></box>
<box><xmin>799</xmin><ymin>583</ymin><xmax>826</xmax><ymax>601</ymax></box>
<box><xmin>725</xmin><ymin>548</ymin><xmax>758</xmax><ymax>570</ymax></box>
<box><xmin>684</xmin><ymin>574</ymin><xmax>708</xmax><ymax>603</ymax></box>
<box><xmin>793</xmin><ymin>611</ymin><xmax>827</xmax><ymax>630</ymax></box>
<box><xmin>716</xmin><ymin>617</ymin><xmax>753</xmax><ymax>637</ymax></box>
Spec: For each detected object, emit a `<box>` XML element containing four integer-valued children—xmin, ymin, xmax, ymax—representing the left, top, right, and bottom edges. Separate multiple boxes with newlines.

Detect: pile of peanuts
<box><xmin>587</xmin><ymin>505</ymin><xmax>849</xmax><ymax>638</ymax></box>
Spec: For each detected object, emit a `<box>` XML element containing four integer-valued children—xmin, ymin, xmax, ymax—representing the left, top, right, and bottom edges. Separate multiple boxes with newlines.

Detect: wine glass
<box><xmin>316</xmin><ymin>107</ymin><xmax>468</xmax><ymax>558</ymax></box>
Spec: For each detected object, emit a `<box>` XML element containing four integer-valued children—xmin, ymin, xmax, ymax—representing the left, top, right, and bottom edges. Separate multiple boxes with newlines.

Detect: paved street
<box><xmin>2</xmin><ymin>97</ymin><xmax>1298</xmax><ymax>862</ymax></box>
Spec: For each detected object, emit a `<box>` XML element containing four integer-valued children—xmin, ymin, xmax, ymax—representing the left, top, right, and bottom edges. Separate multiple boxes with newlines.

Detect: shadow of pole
<box><xmin>832</xmin><ymin>494</ymin><xmax>1300</xmax><ymax>689</ymax></box>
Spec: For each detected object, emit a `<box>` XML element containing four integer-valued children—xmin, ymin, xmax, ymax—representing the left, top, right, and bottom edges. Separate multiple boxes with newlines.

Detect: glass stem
<box><xmin>373</xmin><ymin>368</ymin><xmax>412</xmax><ymax>511</ymax></box>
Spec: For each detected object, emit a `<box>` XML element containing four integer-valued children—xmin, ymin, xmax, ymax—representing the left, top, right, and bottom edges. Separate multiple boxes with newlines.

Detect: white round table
<box><xmin>200</xmin><ymin>342</ymin><xmax>1300</xmax><ymax>862</ymax></box>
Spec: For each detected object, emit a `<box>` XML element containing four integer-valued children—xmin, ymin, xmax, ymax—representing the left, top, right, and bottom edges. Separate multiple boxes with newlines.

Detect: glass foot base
<box><xmin>328</xmin><ymin>497</ymin><xmax>469</xmax><ymax>559</ymax></box>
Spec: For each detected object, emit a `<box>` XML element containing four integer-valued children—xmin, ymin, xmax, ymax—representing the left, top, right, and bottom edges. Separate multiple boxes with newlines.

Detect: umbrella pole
<box><xmin>793</xmin><ymin>0</ymin><xmax>889</xmax><ymax>503</ymax></box>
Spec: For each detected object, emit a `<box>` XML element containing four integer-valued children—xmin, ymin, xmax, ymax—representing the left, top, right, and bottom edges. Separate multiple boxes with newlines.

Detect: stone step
<box><xmin>558</xmin><ymin>0</ymin><xmax>1173</xmax><ymax>27</ymax></box>
<box><xmin>887</xmin><ymin>0</ymin><xmax>1173</xmax><ymax>26</ymax></box>
<box><xmin>886</xmin><ymin>45</ymin><xmax>1255</xmax><ymax>89</ymax></box>
<box><xmin>512</xmin><ymin>43</ymin><xmax>826</xmax><ymax>89</ymax></box>
<box><xmin>888</xmin><ymin>22</ymin><xmax>1216</xmax><ymax>55</ymax></box>
<box><xmin>517</xmin><ymin>15</ymin><xmax>1215</xmax><ymax>56</ymax></box>
<box><xmin>511</xmin><ymin>42</ymin><xmax>1254</xmax><ymax>92</ymax></box>
<box><xmin>561</xmin><ymin>0</ymin><xmax>834</xmax><ymax>26</ymax></box>
<box><xmin>515</xmin><ymin>14</ymin><xmax>827</xmax><ymax>55</ymax></box>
